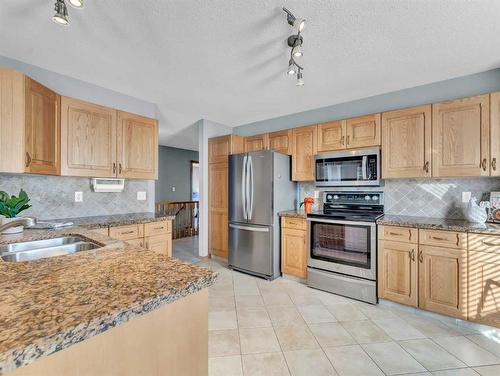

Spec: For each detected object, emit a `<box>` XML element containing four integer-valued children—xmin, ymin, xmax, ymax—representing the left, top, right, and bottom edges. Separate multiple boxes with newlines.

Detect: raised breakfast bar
<box><xmin>0</xmin><ymin>224</ymin><xmax>217</xmax><ymax>375</ymax></box>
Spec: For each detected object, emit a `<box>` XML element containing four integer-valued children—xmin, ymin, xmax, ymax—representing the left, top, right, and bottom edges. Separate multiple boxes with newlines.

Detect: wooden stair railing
<box><xmin>156</xmin><ymin>201</ymin><xmax>199</xmax><ymax>239</ymax></box>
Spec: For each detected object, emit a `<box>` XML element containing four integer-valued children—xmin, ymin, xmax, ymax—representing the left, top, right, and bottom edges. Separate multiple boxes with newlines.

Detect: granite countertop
<box><xmin>377</xmin><ymin>214</ymin><xmax>500</xmax><ymax>235</ymax></box>
<box><xmin>279</xmin><ymin>210</ymin><xmax>307</xmax><ymax>219</ymax></box>
<box><xmin>47</xmin><ymin>212</ymin><xmax>175</xmax><ymax>229</ymax></box>
<box><xmin>0</xmin><ymin>227</ymin><xmax>217</xmax><ymax>374</ymax></box>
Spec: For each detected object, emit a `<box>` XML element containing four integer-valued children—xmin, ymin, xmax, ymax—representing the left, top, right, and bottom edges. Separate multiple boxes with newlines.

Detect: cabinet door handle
<box><xmin>456</xmin><ymin>234</ymin><xmax>460</xmax><ymax>247</ymax></box>
<box><xmin>346</xmin><ymin>135</ymin><xmax>350</xmax><ymax>145</ymax></box>
<box><xmin>418</xmin><ymin>250</ymin><xmax>423</xmax><ymax>263</ymax></box>
<box><xmin>423</xmin><ymin>161</ymin><xmax>429</xmax><ymax>173</ymax></box>
<box><xmin>112</xmin><ymin>162</ymin><xmax>116</xmax><ymax>174</ymax></box>
<box><xmin>408</xmin><ymin>229</ymin><xmax>412</xmax><ymax>241</ymax></box>
<box><xmin>431</xmin><ymin>236</ymin><xmax>446</xmax><ymax>241</ymax></box>
<box><xmin>410</xmin><ymin>249</ymin><xmax>415</xmax><ymax>262</ymax></box>
<box><xmin>388</xmin><ymin>232</ymin><xmax>401</xmax><ymax>236</ymax></box>
<box><xmin>492</xmin><ymin>158</ymin><xmax>497</xmax><ymax>171</ymax></box>
<box><xmin>482</xmin><ymin>240</ymin><xmax>500</xmax><ymax>247</ymax></box>
<box><xmin>119</xmin><ymin>163</ymin><xmax>122</xmax><ymax>174</ymax></box>
<box><xmin>25</xmin><ymin>152</ymin><xmax>32</xmax><ymax>167</ymax></box>
<box><xmin>340</xmin><ymin>136</ymin><xmax>345</xmax><ymax>145</ymax></box>
<box><xmin>481</xmin><ymin>158</ymin><xmax>487</xmax><ymax>171</ymax></box>
<box><xmin>121</xmin><ymin>230</ymin><xmax>135</xmax><ymax>235</ymax></box>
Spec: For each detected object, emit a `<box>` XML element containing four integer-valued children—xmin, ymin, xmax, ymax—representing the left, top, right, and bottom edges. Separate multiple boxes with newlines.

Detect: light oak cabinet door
<box><xmin>418</xmin><ymin>245</ymin><xmax>467</xmax><ymax>319</ymax></box>
<box><xmin>209</xmin><ymin>162</ymin><xmax>229</xmax><ymax>258</ymax></box>
<box><xmin>432</xmin><ymin>95</ymin><xmax>489</xmax><ymax>177</ymax></box>
<box><xmin>146</xmin><ymin>234</ymin><xmax>172</xmax><ymax>256</ymax></box>
<box><xmin>244</xmin><ymin>133</ymin><xmax>269</xmax><ymax>152</ymax></box>
<box><xmin>292</xmin><ymin>125</ymin><xmax>317</xmax><ymax>181</ymax></box>
<box><xmin>0</xmin><ymin>68</ymin><xmax>25</xmax><ymax>173</ymax></box>
<box><xmin>490</xmin><ymin>92</ymin><xmax>500</xmax><ymax>176</ymax></box>
<box><xmin>281</xmin><ymin>227</ymin><xmax>307</xmax><ymax>278</ymax></box>
<box><xmin>382</xmin><ymin>105</ymin><xmax>432</xmax><ymax>179</ymax></box>
<box><xmin>25</xmin><ymin>77</ymin><xmax>60</xmax><ymax>175</ymax></box>
<box><xmin>345</xmin><ymin>114</ymin><xmax>381</xmax><ymax>149</ymax></box>
<box><xmin>116</xmin><ymin>111</ymin><xmax>158</xmax><ymax>179</ymax></box>
<box><xmin>60</xmin><ymin>97</ymin><xmax>117</xmax><ymax>177</ymax></box>
<box><xmin>317</xmin><ymin>120</ymin><xmax>346</xmax><ymax>152</ymax></box>
<box><xmin>269</xmin><ymin>130</ymin><xmax>292</xmax><ymax>155</ymax></box>
<box><xmin>468</xmin><ymin>250</ymin><xmax>500</xmax><ymax>328</ymax></box>
<box><xmin>208</xmin><ymin>135</ymin><xmax>244</xmax><ymax>163</ymax></box>
<box><xmin>378</xmin><ymin>240</ymin><xmax>418</xmax><ymax>307</ymax></box>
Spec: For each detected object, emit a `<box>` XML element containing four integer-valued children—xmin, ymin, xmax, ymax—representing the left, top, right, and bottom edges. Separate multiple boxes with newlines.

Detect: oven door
<box><xmin>307</xmin><ymin>218</ymin><xmax>376</xmax><ymax>280</ymax></box>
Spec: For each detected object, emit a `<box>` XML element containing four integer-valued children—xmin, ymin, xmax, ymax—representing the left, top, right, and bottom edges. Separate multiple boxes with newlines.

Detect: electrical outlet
<box><xmin>314</xmin><ymin>190</ymin><xmax>320</xmax><ymax>199</ymax></box>
<box><xmin>172</xmin><ymin>186</ymin><xmax>176</xmax><ymax>192</ymax></box>
<box><xmin>462</xmin><ymin>191</ymin><xmax>471</xmax><ymax>203</ymax></box>
<box><xmin>137</xmin><ymin>191</ymin><xmax>147</xmax><ymax>201</ymax></box>
<box><xmin>75</xmin><ymin>192</ymin><xmax>83</xmax><ymax>202</ymax></box>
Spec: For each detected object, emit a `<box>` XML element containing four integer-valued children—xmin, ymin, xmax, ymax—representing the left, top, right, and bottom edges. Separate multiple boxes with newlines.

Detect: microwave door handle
<box><xmin>362</xmin><ymin>156</ymin><xmax>367</xmax><ymax>180</ymax></box>
<box><xmin>242</xmin><ymin>155</ymin><xmax>248</xmax><ymax>220</ymax></box>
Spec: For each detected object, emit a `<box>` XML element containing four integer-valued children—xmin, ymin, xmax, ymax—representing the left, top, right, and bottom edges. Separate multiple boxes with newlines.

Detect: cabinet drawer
<box><xmin>109</xmin><ymin>224</ymin><xmax>144</xmax><ymax>240</ymax></box>
<box><xmin>144</xmin><ymin>220</ymin><xmax>172</xmax><ymax>237</ymax></box>
<box><xmin>126</xmin><ymin>238</ymin><xmax>144</xmax><ymax>247</ymax></box>
<box><xmin>281</xmin><ymin>217</ymin><xmax>307</xmax><ymax>230</ymax></box>
<box><xmin>420</xmin><ymin>229</ymin><xmax>466</xmax><ymax>249</ymax></box>
<box><xmin>378</xmin><ymin>225</ymin><xmax>417</xmax><ymax>244</ymax></box>
<box><xmin>468</xmin><ymin>233</ymin><xmax>500</xmax><ymax>254</ymax></box>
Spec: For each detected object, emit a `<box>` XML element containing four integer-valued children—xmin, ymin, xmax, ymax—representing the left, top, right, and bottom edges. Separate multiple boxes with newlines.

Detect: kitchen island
<box><xmin>0</xmin><ymin>226</ymin><xmax>216</xmax><ymax>375</ymax></box>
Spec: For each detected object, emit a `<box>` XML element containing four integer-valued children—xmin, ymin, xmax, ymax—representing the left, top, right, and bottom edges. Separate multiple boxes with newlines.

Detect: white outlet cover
<box><xmin>137</xmin><ymin>191</ymin><xmax>147</xmax><ymax>201</ymax></box>
<box><xmin>75</xmin><ymin>192</ymin><xmax>83</xmax><ymax>202</ymax></box>
<box><xmin>462</xmin><ymin>191</ymin><xmax>472</xmax><ymax>203</ymax></box>
<box><xmin>172</xmin><ymin>186</ymin><xmax>176</xmax><ymax>192</ymax></box>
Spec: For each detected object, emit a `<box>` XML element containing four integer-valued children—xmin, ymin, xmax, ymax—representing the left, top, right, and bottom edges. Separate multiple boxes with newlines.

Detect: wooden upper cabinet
<box><xmin>269</xmin><ymin>129</ymin><xmax>293</xmax><ymax>155</ymax></box>
<box><xmin>0</xmin><ymin>68</ymin><xmax>25</xmax><ymax>173</ymax></box>
<box><xmin>244</xmin><ymin>133</ymin><xmax>269</xmax><ymax>152</ymax></box>
<box><xmin>432</xmin><ymin>95</ymin><xmax>490</xmax><ymax>177</ymax></box>
<box><xmin>345</xmin><ymin>114</ymin><xmax>381</xmax><ymax>149</ymax></box>
<box><xmin>116</xmin><ymin>111</ymin><xmax>158</xmax><ymax>179</ymax></box>
<box><xmin>24</xmin><ymin>77</ymin><xmax>60</xmax><ymax>175</ymax></box>
<box><xmin>60</xmin><ymin>97</ymin><xmax>117</xmax><ymax>177</ymax></box>
<box><xmin>317</xmin><ymin>120</ymin><xmax>345</xmax><ymax>152</ymax></box>
<box><xmin>292</xmin><ymin>125</ymin><xmax>317</xmax><ymax>181</ymax></box>
<box><xmin>378</xmin><ymin>240</ymin><xmax>418</xmax><ymax>307</ymax></box>
<box><xmin>382</xmin><ymin>105</ymin><xmax>432</xmax><ymax>179</ymax></box>
<box><xmin>490</xmin><ymin>92</ymin><xmax>500</xmax><ymax>176</ymax></box>
<box><xmin>418</xmin><ymin>245</ymin><xmax>467</xmax><ymax>319</ymax></box>
<box><xmin>208</xmin><ymin>134</ymin><xmax>244</xmax><ymax>163</ymax></box>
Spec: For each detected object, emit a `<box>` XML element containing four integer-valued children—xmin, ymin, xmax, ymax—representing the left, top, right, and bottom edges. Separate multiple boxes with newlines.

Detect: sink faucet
<box><xmin>0</xmin><ymin>217</ymin><xmax>37</xmax><ymax>233</ymax></box>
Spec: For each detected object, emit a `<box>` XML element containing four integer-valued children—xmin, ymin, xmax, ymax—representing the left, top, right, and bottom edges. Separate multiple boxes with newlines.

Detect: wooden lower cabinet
<box><xmin>209</xmin><ymin>211</ymin><xmax>228</xmax><ymax>258</ymax></box>
<box><xmin>418</xmin><ymin>245</ymin><xmax>467</xmax><ymax>319</ymax></box>
<box><xmin>378</xmin><ymin>240</ymin><xmax>418</xmax><ymax>307</ymax></box>
<box><xmin>468</xmin><ymin>233</ymin><xmax>500</xmax><ymax>328</ymax></box>
<box><xmin>145</xmin><ymin>234</ymin><xmax>172</xmax><ymax>256</ymax></box>
<box><xmin>281</xmin><ymin>217</ymin><xmax>307</xmax><ymax>278</ymax></box>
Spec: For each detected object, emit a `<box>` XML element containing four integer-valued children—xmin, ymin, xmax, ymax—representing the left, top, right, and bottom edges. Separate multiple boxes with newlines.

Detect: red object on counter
<box><xmin>302</xmin><ymin>197</ymin><xmax>314</xmax><ymax>214</ymax></box>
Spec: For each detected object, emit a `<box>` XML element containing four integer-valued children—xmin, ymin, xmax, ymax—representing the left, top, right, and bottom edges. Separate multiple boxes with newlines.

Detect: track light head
<box><xmin>287</xmin><ymin>60</ymin><xmax>297</xmax><ymax>75</ymax></box>
<box><xmin>292</xmin><ymin>45</ymin><xmax>303</xmax><ymax>58</ymax></box>
<box><xmin>53</xmin><ymin>0</ymin><xmax>69</xmax><ymax>25</ymax></box>
<box><xmin>68</xmin><ymin>0</ymin><xmax>84</xmax><ymax>9</ymax></box>
<box><xmin>296</xmin><ymin>71</ymin><xmax>304</xmax><ymax>87</ymax></box>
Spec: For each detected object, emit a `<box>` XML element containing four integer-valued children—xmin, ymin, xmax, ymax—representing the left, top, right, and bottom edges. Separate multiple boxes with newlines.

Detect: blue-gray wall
<box><xmin>234</xmin><ymin>68</ymin><xmax>500</xmax><ymax>136</ymax></box>
<box><xmin>155</xmin><ymin>146</ymin><xmax>199</xmax><ymax>203</ymax></box>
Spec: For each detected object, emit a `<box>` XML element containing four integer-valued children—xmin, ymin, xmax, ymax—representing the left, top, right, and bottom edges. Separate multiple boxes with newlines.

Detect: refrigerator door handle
<box><xmin>248</xmin><ymin>156</ymin><xmax>254</xmax><ymax>220</ymax></box>
<box><xmin>229</xmin><ymin>224</ymin><xmax>269</xmax><ymax>232</ymax></box>
<box><xmin>242</xmin><ymin>155</ymin><xmax>248</xmax><ymax>220</ymax></box>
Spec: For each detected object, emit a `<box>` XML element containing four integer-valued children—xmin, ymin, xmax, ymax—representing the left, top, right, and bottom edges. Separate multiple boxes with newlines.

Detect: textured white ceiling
<box><xmin>1</xmin><ymin>0</ymin><xmax>500</xmax><ymax>150</ymax></box>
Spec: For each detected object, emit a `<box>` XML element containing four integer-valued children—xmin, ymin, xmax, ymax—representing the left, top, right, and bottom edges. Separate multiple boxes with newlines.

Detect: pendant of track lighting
<box><xmin>283</xmin><ymin>7</ymin><xmax>306</xmax><ymax>86</ymax></box>
<box><xmin>68</xmin><ymin>0</ymin><xmax>84</xmax><ymax>9</ymax></box>
<box><xmin>53</xmin><ymin>0</ymin><xmax>69</xmax><ymax>25</ymax></box>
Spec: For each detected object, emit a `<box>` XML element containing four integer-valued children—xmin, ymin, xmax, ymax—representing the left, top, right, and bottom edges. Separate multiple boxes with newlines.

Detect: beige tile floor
<box><xmin>199</xmin><ymin>259</ymin><xmax>500</xmax><ymax>376</ymax></box>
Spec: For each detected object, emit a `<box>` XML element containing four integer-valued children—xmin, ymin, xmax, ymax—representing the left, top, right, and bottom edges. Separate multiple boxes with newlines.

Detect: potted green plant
<box><xmin>0</xmin><ymin>189</ymin><xmax>32</xmax><ymax>234</ymax></box>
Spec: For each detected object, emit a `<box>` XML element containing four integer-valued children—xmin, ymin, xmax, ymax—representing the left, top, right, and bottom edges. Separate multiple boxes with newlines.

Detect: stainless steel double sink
<box><xmin>0</xmin><ymin>236</ymin><xmax>102</xmax><ymax>262</ymax></box>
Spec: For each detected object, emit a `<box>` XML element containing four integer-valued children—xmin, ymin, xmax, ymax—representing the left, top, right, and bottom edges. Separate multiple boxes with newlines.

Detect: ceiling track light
<box><xmin>282</xmin><ymin>7</ymin><xmax>306</xmax><ymax>87</ymax></box>
<box><xmin>52</xmin><ymin>0</ymin><xmax>85</xmax><ymax>26</ymax></box>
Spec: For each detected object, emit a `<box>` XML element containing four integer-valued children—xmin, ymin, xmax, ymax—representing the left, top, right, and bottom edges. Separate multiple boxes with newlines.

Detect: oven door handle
<box><xmin>306</xmin><ymin>217</ymin><xmax>376</xmax><ymax>227</ymax></box>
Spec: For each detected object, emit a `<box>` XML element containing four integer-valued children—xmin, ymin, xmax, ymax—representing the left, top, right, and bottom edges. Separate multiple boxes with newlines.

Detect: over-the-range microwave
<box><xmin>315</xmin><ymin>147</ymin><xmax>380</xmax><ymax>187</ymax></box>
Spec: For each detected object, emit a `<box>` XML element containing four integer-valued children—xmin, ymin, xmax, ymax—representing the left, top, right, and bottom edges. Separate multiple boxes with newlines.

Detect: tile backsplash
<box><xmin>0</xmin><ymin>174</ymin><xmax>155</xmax><ymax>220</ymax></box>
<box><xmin>298</xmin><ymin>177</ymin><xmax>500</xmax><ymax>219</ymax></box>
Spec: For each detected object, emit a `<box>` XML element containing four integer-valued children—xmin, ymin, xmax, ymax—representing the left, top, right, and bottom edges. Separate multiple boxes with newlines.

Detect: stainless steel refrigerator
<box><xmin>228</xmin><ymin>150</ymin><xmax>296</xmax><ymax>280</ymax></box>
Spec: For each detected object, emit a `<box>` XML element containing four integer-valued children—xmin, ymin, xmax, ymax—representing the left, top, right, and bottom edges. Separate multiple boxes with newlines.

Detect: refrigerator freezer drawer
<box><xmin>228</xmin><ymin>223</ymin><xmax>273</xmax><ymax>277</ymax></box>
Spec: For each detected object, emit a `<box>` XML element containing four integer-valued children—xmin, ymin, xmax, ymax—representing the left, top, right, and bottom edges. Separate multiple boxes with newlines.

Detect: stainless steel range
<box><xmin>307</xmin><ymin>191</ymin><xmax>384</xmax><ymax>304</ymax></box>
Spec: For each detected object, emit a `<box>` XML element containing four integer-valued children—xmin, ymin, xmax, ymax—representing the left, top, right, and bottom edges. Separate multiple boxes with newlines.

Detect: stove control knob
<box><xmin>371</xmin><ymin>195</ymin><xmax>378</xmax><ymax>201</ymax></box>
<box><xmin>333</xmin><ymin>195</ymin><xmax>339</xmax><ymax>200</ymax></box>
<box><xmin>326</xmin><ymin>194</ymin><xmax>333</xmax><ymax>201</ymax></box>
<box><xmin>365</xmin><ymin>195</ymin><xmax>371</xmax><ymax>201</ymax></box>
